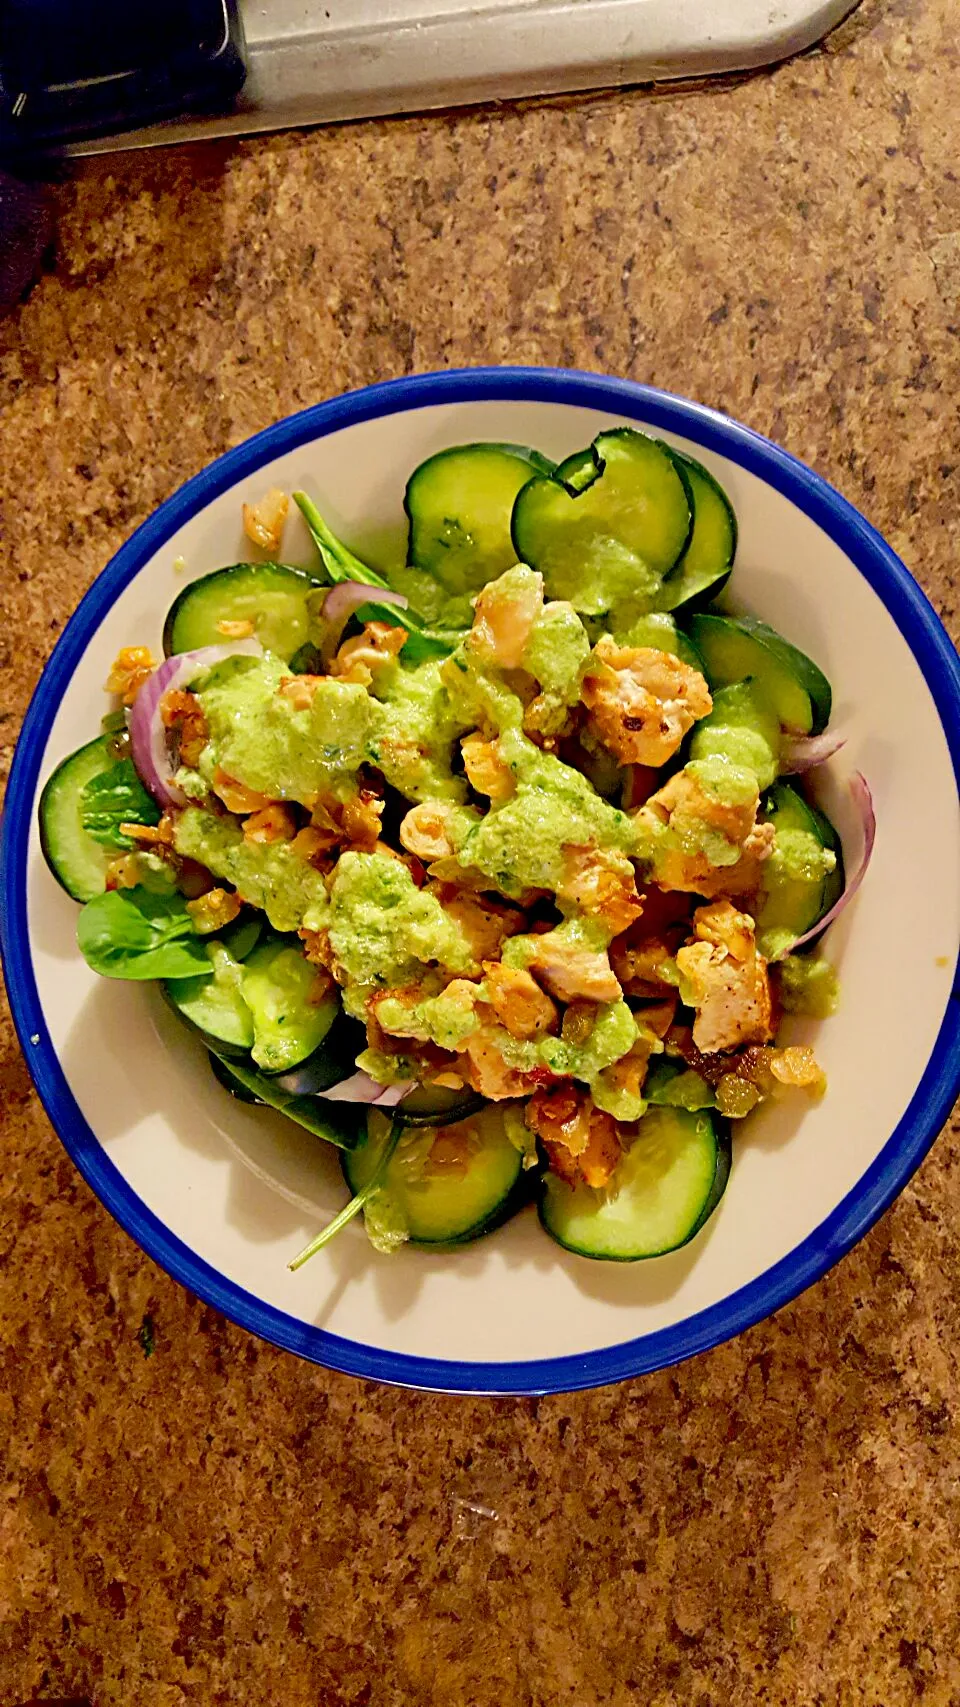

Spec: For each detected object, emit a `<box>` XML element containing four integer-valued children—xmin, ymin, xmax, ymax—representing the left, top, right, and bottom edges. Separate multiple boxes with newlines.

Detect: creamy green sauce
<box><xmin>328</xmin><ymin>851</ymin><xmax>472</xmax><ymax>1015</ymax></box>
<box><xmin>368</xmin><ymin>657</ymin><xmax>471</xmax><ymax>804</ymax></box>
<box><xmin>776</xmin><ymin>952</ymin><xmax>840</xmax><ymax>1017</ymax></box>
<box><xmin>172</xmin><ymin>807</ymin><xmax>330</xmax><ymax>933</ymax></box>
<box><xmin>636</xmin><ymin>753</ymin><xmax>759</xmax><ymax>880</ymax></box>
<box><xmin>455</xmin><ymin>727</ymin><xmax>635</xmax><ymax>896</ymax></box>
<box><xmin>196</xmin><ymin>653</ymin><xmax>376</xmax><ymax>802</ymax></box>
<box><xmin>689</xmin><ymin>681</ymin><xmax>781</xmax><ymax>791</ymax></box>
<box><xmin>756</xmin><ymin>824</ymin><xmax>838</xmax><ymax>961</ymax></box>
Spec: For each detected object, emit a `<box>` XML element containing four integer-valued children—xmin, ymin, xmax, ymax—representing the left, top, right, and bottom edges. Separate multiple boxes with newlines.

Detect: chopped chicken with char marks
<box><xmin>525</xmin><ymin>1085</ymin><xmax>623</xmax><ymax>1188</ymax></box>
<box><xmin>459</xmin><ymin>1028</ymin><xmax>540</xmax><ymax>1100</ymax></box>
<box><xmin>243</xmin><ymin>803</ymin><xmax>297</xmax><ymax>844</ymax></box>
<box><xmin>557</xmin><ymin>846</ymin><xmax>644</xmax><ymax>936</ymax></box>
<box><xmin>468</xmin><ymin>566</ymin><xmax>544</xmax><ymax>668</ymax></box>
<box><xmin>523</xmin><ymin>930</ymin><xmax>621</xmax><ymax>1004</ymax></box>
<box><xmin>212</xmin><ymin>769</ymin><xmax>275</xmax><ymax>815</ymax></box>
<box><xmin>482</xmin><ymin>962</ymin><xmax>558</xmax><ymax>1040</ymax></box>
<box><xmin>676</xmin><ymin>900</ymin><xmax>774</xmax><ymax>1053</ymax></box>
<box><xmin>430</xmin><ymin>886</ymin><xmax>525</xmax><ymax>966</ymax></box>
<box><xmin>582</xmin><ymin>639</ymin><xmax>712</xmax><ymax>766</ymax></box>
<box><xmin>634</xmin><ymin>762</ymin><xmax>775</xmax><ymax>896</ymax></box>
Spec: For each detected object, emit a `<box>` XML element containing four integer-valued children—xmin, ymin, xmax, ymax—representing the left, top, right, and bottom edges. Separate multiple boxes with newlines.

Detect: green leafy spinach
<box><xmin>80</xmin><ymin>758</ymin><xmax>161</xmax><ymax>850</ymax></box>
<box><xmin>76</xmin><ymin>886</ymin><xmax>214</xmax><ymax>981</ymax></box>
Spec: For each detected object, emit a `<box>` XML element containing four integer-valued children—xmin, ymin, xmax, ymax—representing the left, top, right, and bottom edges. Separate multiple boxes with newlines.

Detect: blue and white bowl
<box><xmin>3</xmin><ymin>368</ymin><xmax>959</xmax><ymax>1395</ymax></box>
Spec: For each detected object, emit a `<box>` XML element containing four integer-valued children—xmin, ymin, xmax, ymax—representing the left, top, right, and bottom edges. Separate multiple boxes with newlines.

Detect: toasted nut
<box><xmin>243</xmin><ymin>487</ymin><xmax>289</xmax><ymax>554</ymax></box>
<box><xmin>216</xmin><ymin>618</ymin><xmax>256</xmax><ymax>639</ymax></box>
<box><xmin>212</xmin><ymin>769</ymin><xmax>275</xmax><ymax>815</ymax></box>
<box><xmin>160</xmin><ymin>688</ymin><xmax>209</xmax><ymax>769</ymax></box>
<box><xmin>279</xmin><ymin>675</ymin><xmax>321</xmax><ymax>711</ymax></box>
<box><xmin>105</xmin><ymin>646</ymin><xmax>155</xmax><ymax>706</ymax></box>
<box><xmin>461</xmin><ymin>734</ymin><xmax>515</xmax><ymax>802</ymax></box>
<box><xmin>243</xmin><ymin>803</ymin><xmax>298</xmax><ymax>844</ymax></box>
<box><xmin>399</xmin><ymin>803</ymin><xmax>456</xmax><ymax>861</ymax></box>
<box><xmin>186</xmin><ymin>887</ymin><xmax>242</xmax><ymax>935</ymax></box>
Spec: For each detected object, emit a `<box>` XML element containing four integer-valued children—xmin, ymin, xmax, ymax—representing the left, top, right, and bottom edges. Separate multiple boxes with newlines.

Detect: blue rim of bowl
<box><xmin>3</xmin><ymin>367</ymin><xmax>960</xmax><ymax>1396</ymax></box>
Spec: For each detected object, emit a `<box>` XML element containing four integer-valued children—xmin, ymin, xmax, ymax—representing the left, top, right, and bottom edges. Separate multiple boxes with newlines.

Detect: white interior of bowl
<box><xmin>22</xmin><ymin>397</ymin><xmax>960</xmax><ymax>1369</ymax></box>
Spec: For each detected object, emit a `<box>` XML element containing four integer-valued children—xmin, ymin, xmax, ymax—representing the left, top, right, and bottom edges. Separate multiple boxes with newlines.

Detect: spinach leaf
<box><xmin>292</xmin><ymin>491</ymin><xmax>394</xmax><ymax>590</ymax></box>
<box><xmin>81</xmin><ymin>758</ymin><xmax>161</xmax><ymax>850</ymax></box>
<box><xmin>76</xmin><ymin>887</ymin><xmax>214</xmax><ymax>981</ymax></box>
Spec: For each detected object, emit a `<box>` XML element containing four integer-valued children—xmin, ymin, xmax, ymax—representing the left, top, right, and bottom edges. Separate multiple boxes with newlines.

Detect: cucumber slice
<box><xmin>163</xmin><ymin>563</ymin><xmax>322</xmax><ymax>663</ymax></box>
<box><xmin>689</xmin><ymin>613</ymin><xmax>832</xmax><ymax>736</ymax></box>
<box><xmin>241</xmin><ymin>935</ymin><xmax>339</xmax><ymax>1075</ymax></box>
<box><xmin>755</xmin><ymin>782</ymin><xmax>844</xmax><ymax>958</ymax></box>
<box><xmin>511</xmin><ymin>428</ymin><xmax>693</xmax><ymax>616</ymax></box>
<box><xmin>207</xmin><ymin>1048</ymin><xmax>364</xmax><ymax>1149</ymax></box>
<box><xmin>404</xmin><ymin>443</ymin><xmax>554</xmax><ymax>597</ymax></box>
<box><xmin>38</xmin><ymin>736</ymin><xmax>143</xmax><ymax>902</ymax></box>
<box><xmin>344</xmin><ymin>1103</ymin><xmax>527</xmax><ymax>1248</ymax></box>
<box><xmin>162</xmin><ymin>917</ymin><xmax>266</xmax><ymax>1055</ymax></box>
<box><xmin>163</xmin><ymin>959</ymin><xmax>254</xmax><ymax>1056</ymax></box>
<box><xmin>394</xmin><ymin>1083</ymin><xmax>486</xmax><ymax>1127</ymax></box>
<box><xmin>539</xmin><ymin>1107</ymin><xmax>729</xmax><ymax>1261</ymax></box>
<box><xmin>688</xmin><ymin>679</ymin><xmax>782</xmax><ymax>791</ymax></box>
<box><xmin>610</xmin><ymin>610</ymin><xmax>706</xmax><ymax>675</ymax></box>
<box><xmin>271</xmin><ymin>1013</ymin><xmax>368</xmax><ymax>1094</ymax></box>
<box><xmin>209</xmin><ymin>1051</ymin><xmax>261</xmax><ymax>1103</ymax></box>
<box><xmin>220</xmin><ymin>912</ymin><xmax>263</xmax><ymax>963</ymax></box>
<box><xmin>657</xmin><ymin>451</ymin><xmax>736</xmax><ymax>611</ymax></box>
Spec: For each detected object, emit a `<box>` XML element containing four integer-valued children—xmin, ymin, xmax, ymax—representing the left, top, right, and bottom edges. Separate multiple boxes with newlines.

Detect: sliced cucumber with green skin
<box><xmin>539</xmin><ymin>1107</ymin><xmax>730</xmax><ymax>1261</ymax></box>
<box><xmin>756</xmin><ymin>782</ymin><xmax>844</xmax><ymax>958</ymax></box>
<box><xmin>688</xmin><ymin>679</ymin><xmax>782</xmax><ymax>791</ymax></box>
<box><xmin>689</xmin><ymin>613</ymin><xmax>832</xmax><ymax>735</ymax></box>
<box><xmin>394</xmin><ymin>1083</ymin><xmax>486</xmax><ymax>1127</ymax></box>
<box><xmin>164</xmin><ymin>961</ymin><xmax>254</xmax><ymax>1056</ymax></box>
<box><xmin>162</xmin><ymin>563</ymin><xmax>322</xmax><ymax>664</ymax></box>
<box><xmin>511</xmin><ymin>428</ymin><xmax>693</xmax><ymax>616</ymax></box>
<box><xmin>219</xmin><ymin>912</ymin><xmax>263</xmax><ymax>963</ymax></box>
<box><xmin>610</xmin><ymin>610</ymin><xmax>706</xmax><ymax>675</ymax></box>
<box><xmin>273</xmin><ymin>1012</ymin><xmax>368</xmax><ymax>1095</ymax></box>
<box><xmin>39</xmin><ymin>736</ymin><xmax>145</xmax><ymax>902</ymax></box>
<box><xmin>553</xmin><ymin>447</ymin><xmax>599</xmax><ymax>494</ymax></box>
<box><xmin>405</xmin><ymin>443</ymin><xmax>554</xmax><ymax>598</ymax></box>
<box><xmin>162</xmin><ymin>915</ymin><xmax>266</xmax><ymax>1055</ymax></box>
<box><xmin>656</xmin><ymin>451</ymin><xmax>737</xmax><ymax>612</ymax></box>
<box><xmin>241</xmin><ymin>935</ymin><xmax>340</xmax><ymax>1075</ymax></box>
<box><xmin>344</xmin><ymin>1104</ymin><xmax>527</xmax><ymax>1248</ymax></box>
<box><xmin>209</xmin><ymin>1051</ymin><xmax>262</xmax><ymax>1103</ymax></box>
<box><xmin>206</xmin><ymin>1047</ymin><xmax>365</xmax><ymax>1149</ymax></box>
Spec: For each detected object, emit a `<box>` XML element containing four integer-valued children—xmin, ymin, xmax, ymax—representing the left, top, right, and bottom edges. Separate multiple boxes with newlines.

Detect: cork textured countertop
<box><xmin>3</xmin><ymin>1</ymin><xmax>960</xmax><ymax>1700</ymax></box>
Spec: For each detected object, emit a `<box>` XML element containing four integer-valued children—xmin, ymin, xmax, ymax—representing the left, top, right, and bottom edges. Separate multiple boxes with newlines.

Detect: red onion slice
<box><xmin>774</xmin><ymin>771</ymin><xmax>875</xmax><ymax>959</ymax></box>
<box><xmin>319</xmin><ymin>581</ymin><xmax>408</xmax><ymax>666</ymax></box>
<box><xmin>318</xmin><ymin>1070</ymin><xmax>414</xmax><ymax>1106</ymax></box>
<box><xmin>780</xmin><ymin>731</ymin><xmax>847</xmax><ymax>774</ymax></box>
<box><xmin>129</xmin><ymin>640</ymin><xmax>262</xmax><ymax>809</ymax></box>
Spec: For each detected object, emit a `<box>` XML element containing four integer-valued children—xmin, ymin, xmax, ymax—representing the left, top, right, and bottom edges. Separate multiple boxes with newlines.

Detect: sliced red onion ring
<box><xmin>780</xmin><ymin>731</ymin><xmax>847</xmax><ymax>774</ymax></box>
<box><xmin>129</xmin><ymin>640</ymin><xmax>262</xmax><ymax>809</ymax></box>
<box><xmin>319</xmin><ymin>580</ymin><xmax>408</xmax><ymax>665</ymax></box>
<box><xmin>317</xmin><ymin>1070</ymin><xmax>414</xmax><ymax>1106</ymax></box>
<box><xmin>775</xmin><ymin>771</ymin><xmax>875</xmax><ymax>959</ymax></box>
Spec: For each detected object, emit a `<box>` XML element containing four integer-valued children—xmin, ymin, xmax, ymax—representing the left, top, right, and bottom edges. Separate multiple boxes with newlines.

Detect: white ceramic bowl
<box><xmin>3</xmin><ymin>369</ymin><xmax>960</xmax><ymax>1395</ymax></box>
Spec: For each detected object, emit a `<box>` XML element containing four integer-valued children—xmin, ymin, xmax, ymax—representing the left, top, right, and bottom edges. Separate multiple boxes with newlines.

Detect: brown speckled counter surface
<box><xmin>3</xmin><ymin>2</ymin><xmax>960</xmax><ymax>1700</ymax></box>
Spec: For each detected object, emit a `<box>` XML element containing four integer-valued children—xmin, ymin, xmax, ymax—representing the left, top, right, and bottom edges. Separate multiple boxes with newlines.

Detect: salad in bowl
<box><xmin>37</xmin><ymin>427</ymin><xmax>872</xmax><ymax>1271</ymax></box>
